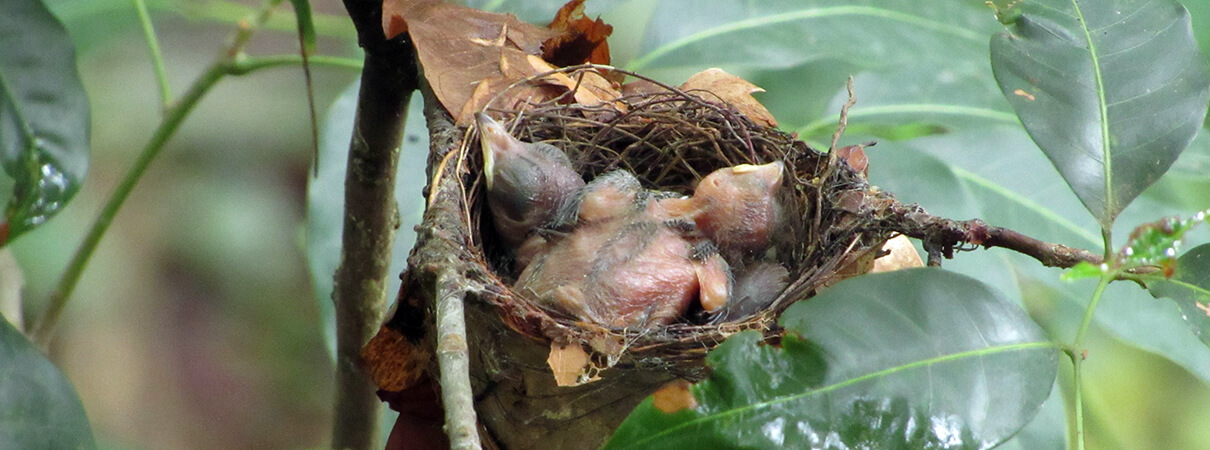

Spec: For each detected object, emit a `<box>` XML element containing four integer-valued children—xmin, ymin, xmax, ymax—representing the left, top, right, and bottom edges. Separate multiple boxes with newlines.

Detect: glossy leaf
<box><xmin>630</xmin><ymin>0</ymin><xmax>994</xmax><ymax>73</ymax></box>
<box><xmin>0</xmin><ymin>0</ymin><xmax>90</xmax><ymax>244</ymax></box>
<box><xmin>608</xmin><ymin>269</ymin><xmax>1059</xmax><ymax>449</ymax></box>
<box><xmin>990</xmin><ymin>0</ymin><xmax>1210</xmax><ymax>228</ymax></box>
<box><xmin>306</xmin><ymin>79</ymin><xmax>428</xmax><ymax>359</ymax></box>
<box><xmin>0</xmin><ymin>314</ymin><xmax>95</xmax><ymax>449</ymax></box>
<box><xmin>877</xmin><ymin>129</ymin><xmax>1210</xmax><ymax>384</ymax></box>
<box><xmin>1149</xmin><ymin>243</ymin><xmax>1210</xmax><ymax>346</ymax></box>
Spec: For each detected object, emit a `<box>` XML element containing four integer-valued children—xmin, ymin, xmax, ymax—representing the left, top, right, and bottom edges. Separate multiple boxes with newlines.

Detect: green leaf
<box><xmin>306</xmin><ymin>79</ymin><xmax>428</xmax><ymax>359</ymax></box>
<box><xmin>0</xmin><ymin>0</ymin><xmax>90</xmax><ymax>245</ymax></box>
<box><xmin>607</xmin><ymin>269</ymin><xmax>1059</xmax><ymax>449</ymax></box>
<box><xmin>0</xmin><ymin>315</ymin><xmax>95</xmax><ymax>449</ymax></box>
<box><xmin>629</xmin><ymin>0</ymin><xmax>995</xmax><ymax>73</ymax></box>
<box><xmin>1149</xmin><ymin>243</ymin><xmax>1210</xmax><ymax>347</ymax></box>
<box><xmin>989</xmin><ymin>0</ymin><xmax>1210</xmax><ymax>228</ymax></box>
<box><xmin>879</xmin><ymin>129</ymin><xmax>1210</xmax><ymax>384</ymax></box>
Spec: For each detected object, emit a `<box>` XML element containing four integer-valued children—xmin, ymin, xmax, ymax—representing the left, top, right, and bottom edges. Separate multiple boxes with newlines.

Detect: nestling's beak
<box><xmin>730</xmin><ymin>160</ymin><xmax>784</xmax><ymax>195</ymax></box>
<box><xmin>476</xmin><ymin>112</ymin><xmax>518</xmax><ymax>189</ymax></box>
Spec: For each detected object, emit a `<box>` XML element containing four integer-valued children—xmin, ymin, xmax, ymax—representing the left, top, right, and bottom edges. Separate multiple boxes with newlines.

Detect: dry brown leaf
<box><xmin>548</xmin><ymin>343</ymin><xmax>599</xmax><ymax>387</ymax></box>
<box><xmin>543</xmin><ymin>0</ymin><xmax>614</xmax><ymax>68</ymax></box>
<box><xmin>381</xmin><ymin>0</ymin><xmax>623</xmax><ymax>125</ymax></box>
<box><xmin>871</xmin><ymin>235</ymin><xmax>925</xmax><ymax>272</ymax></box>
<box><xmin>834</xmin><ymin>144</ymin><xmax>870</xmax><ymax>177</ymax></box>
<box><xmin>652</xmin><ymin>379</ymin><xmax>698</xmax><ymax>413</ymax></box>
<box><xmin>381</xmin><ymin>0</ymin><xmax>560</xmax><ymax>124</ymax></box>
<box><xmin>680</xmin><ymin>68</ymin><xmax>777</xmax><ymax>127</ymax></box>
<box><xmin>526</xmin><ymin>56</ymin><xmax>622</xmax><ymax>109</ymax></box>
<box><xmin>362</xmin><ymin>326</ymin><xmax>432</xmax><ymax>392</ymax></box>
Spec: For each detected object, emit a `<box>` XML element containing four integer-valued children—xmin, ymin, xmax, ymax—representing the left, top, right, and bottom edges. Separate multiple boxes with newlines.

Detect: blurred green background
<box><xmin>8</xmin><ymin>0</ymin><xmax>1210</xmax><ymax>448</ymax></box>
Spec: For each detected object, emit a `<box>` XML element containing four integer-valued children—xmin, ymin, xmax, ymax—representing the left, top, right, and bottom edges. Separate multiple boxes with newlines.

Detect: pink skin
<box><xmin>690</xmin><ymin>161</ymin><xmax>785</xmax><ymax>256</ymax></box>
<box><xmin>513</xmin><ymin>161</ymin><xmax>784</xmax><ymax>327</ymax></box>
<box><xmin>515</xmin><ymin>171</ymin><xmax>731</xmax><ymax>328</ymax></box>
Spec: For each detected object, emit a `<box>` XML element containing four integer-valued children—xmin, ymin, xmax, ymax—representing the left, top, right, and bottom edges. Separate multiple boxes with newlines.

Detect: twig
<box><xmin>418</xmin><ymin>78</ymin><xmax>485</xmax><ymax>450</ymax></box>
<box><xmin>811</xmin><ymin>76</ymin><xmax>857</xmax><ymax>245</ymax></box>
<box><xmin>333</xmin><ymin>1</ymin><xmax>419</xmax><ymax>448</ymax></box>
<box><xmin>435</xmin><ymin>269</ymin><xmax>482</xmax><ymax>450</ymax></box>
<box><xmin>880</xmin><ymin>199</ymin><xmax>1102</xmax><ymax>268</ymax></box>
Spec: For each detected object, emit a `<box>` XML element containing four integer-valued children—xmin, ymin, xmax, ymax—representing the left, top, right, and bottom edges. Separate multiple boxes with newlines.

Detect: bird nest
<box><xmin>459</xmin><ymin>70</ymin><xmax>897</xmax><ymax>381</ymax></box>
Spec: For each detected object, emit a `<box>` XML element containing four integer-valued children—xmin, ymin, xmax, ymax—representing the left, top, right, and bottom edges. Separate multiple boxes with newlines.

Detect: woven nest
<box><xmin>457</xmin><ymin>69</ymin><xmax>896</xmax><ymax>378</ymax></box>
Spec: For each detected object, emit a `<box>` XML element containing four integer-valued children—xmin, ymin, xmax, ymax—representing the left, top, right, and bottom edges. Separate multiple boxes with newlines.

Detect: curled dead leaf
<box><xmin>382</xmin><ymin>0</ymin><xmax>623</xmax><ymax>125</ymax></box>
<box><xmin>871</xmin><ymin>234</ymin><xmax>925</xmax><ymax>272</ymax></box>
<box><xmin>526</xmin><ymin>56</ymin><xmax>623</xmax><ymax>109</ymax></box>
<box><xmin>362</xmin><ymin>326</ymin><xmax>432</xmax><ymax>392</ymax></box>
<box><xmin>680</xmin><ymin>68</ymin><xmax>777</xmax><ymax>127</ymax></box>
<box><xmin>652</xmin><ymin>379</ymin><xmax>698</xmax><ymax>413</ymax></box>
<box><xmin>548</xmin><ymin>343</ymin><xmax>600</xmax><ymax>387</ymax></box>
<box><xmin>543</xmin><ymin>0</ymin><xmax>613</xmax><ymax>69</ymax></box>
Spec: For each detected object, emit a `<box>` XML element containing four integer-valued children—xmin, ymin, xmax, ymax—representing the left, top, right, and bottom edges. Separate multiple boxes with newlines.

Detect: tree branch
<box><xmin>333</xmin><ymin>1</ymin><xmax>417</xmax><ymax>448</ymax></box>
<box><xmin>880</xmin><ymin>199</ymin><xmax>1103</xmax><ymax>268</ymax></box>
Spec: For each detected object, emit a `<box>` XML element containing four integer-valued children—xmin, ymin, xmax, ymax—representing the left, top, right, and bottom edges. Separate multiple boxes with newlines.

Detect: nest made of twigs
<box><xmin>450</xmin><ymin>67</ymin><xmax>896</xmax><ymax>374</ymax></box>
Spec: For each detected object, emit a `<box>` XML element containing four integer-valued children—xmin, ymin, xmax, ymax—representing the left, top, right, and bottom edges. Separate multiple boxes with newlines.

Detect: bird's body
<box><xmin>514</xmin><ymin>170</ymin><xmax>731</xmax><ymax>328</ymax></box>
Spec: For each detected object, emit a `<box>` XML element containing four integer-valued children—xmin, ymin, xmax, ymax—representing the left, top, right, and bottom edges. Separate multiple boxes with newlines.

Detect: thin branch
<box><xmin>332</xmin><ymin>0</ymin><xmax>418</xmax><ymax>448</ymax></box>
<box><xmin>881</xmin><ymin>200</ymin><xmax>1103</xmax><ymax>268</ymax></box>
<box><xmin>435</xmin><ymin>269</ymin><xmax>482</xmax><ymax>450</ymax></box>
<box><xmin>417</xmin><ymin>77</ymin><xmax>484</xmax><ymax>449</ymax></box>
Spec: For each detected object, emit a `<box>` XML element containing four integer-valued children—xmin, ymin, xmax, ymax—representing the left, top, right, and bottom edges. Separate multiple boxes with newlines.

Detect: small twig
<box><xmin>881</xmin><ymin>199</ymin><xmax>1103</xmax><ymax>268</ymax></box>
<box><xmin>829</xmin><ymin>76</ymin><xmax>857</xmax><ymax>155</ymax></box>
<box><xmin>435</xmin><ymin>269</ymin><xmax>482</xmax><ymax>450</ymax></box>
<box><xmin>811</xmin><ymin>76</ymin><xmax>857</xmax><ymax>245</ymax></box>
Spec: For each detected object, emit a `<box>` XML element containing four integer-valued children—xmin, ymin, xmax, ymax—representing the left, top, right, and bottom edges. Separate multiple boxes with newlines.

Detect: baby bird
<box><xmin>476</xmin><ymin>112</ymin><xmax>585</xmax><ymax>252</ymax></box>
<box><xmin>514</xmin><ymin>170</ymin><xmax>731</xmax><ymax>329</ymax></box>
<box><xmin>708</xmin><ymin>262</ymin><xmax>788</xmax><ymax>324</ymax></box>
<box><xmin>686</xmin><ymin>161</ymin><xmax>786</xmax><ymax>259</ymax></box>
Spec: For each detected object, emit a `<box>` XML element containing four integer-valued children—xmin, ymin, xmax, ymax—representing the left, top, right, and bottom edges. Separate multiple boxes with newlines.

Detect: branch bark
<box><xmin>333</xmin><ymin>1</ymin><xmax>417</xmax><ymax>448</ymax></box>
<box><xmin>877</xmin><ymin>198</ymin><xmax>1103</xmax><ymax>268</ymax></box>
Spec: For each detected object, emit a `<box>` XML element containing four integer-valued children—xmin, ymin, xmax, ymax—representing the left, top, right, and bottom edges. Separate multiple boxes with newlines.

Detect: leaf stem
<box><xmin>31</xmin><ymin>0</ymin><xmax>286</xmax><ymax>348</ymax></box>
<box><xmin>1068</xmin><ymin>348</ymin><xmax>1086</xmax><ymax>450</ymax></box>
<box><xmin>133</xmin><ymin>0</ymin><xmax>171</xmax><ymax>109</ymax></box>
<box><xmin>1067</xmin><ymin>263</ymin><xmax>1113</xmax><ymax>450</ymax></box>
<box><xmin>1072</xmin><ymin>271</ymin><xmax>1111</xmax><ymax>352</ymax></box>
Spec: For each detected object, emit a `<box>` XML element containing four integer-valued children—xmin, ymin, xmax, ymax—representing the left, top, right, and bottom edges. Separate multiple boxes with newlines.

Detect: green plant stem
<box><xmin>31</xmin><ymin>0</ymin><xmax>286</xmax><ymax>348</ymax></box>
<box><xmin>133</xmin><ymin>0</ymin><xmax>171</xmax><ymax>109</ymax></box>
<box><xmin>1068</xmin><ymin>349</ymin><xmax>1086</xmax><ymax>450</ymax></box>
<box><xmin>230</xmin><ymin>54</ymin><xmax>363</xmax><ymax>74</ymax></box>
<box><xmin>1066</xmin><ymin>269</ymin><xmax>1113</xmax><ymax>450</ymax></box>
<box><xmin>1072</xmin><ymin>273</ymin><xmax>1112</xmax><ymax>350</ymax></box>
